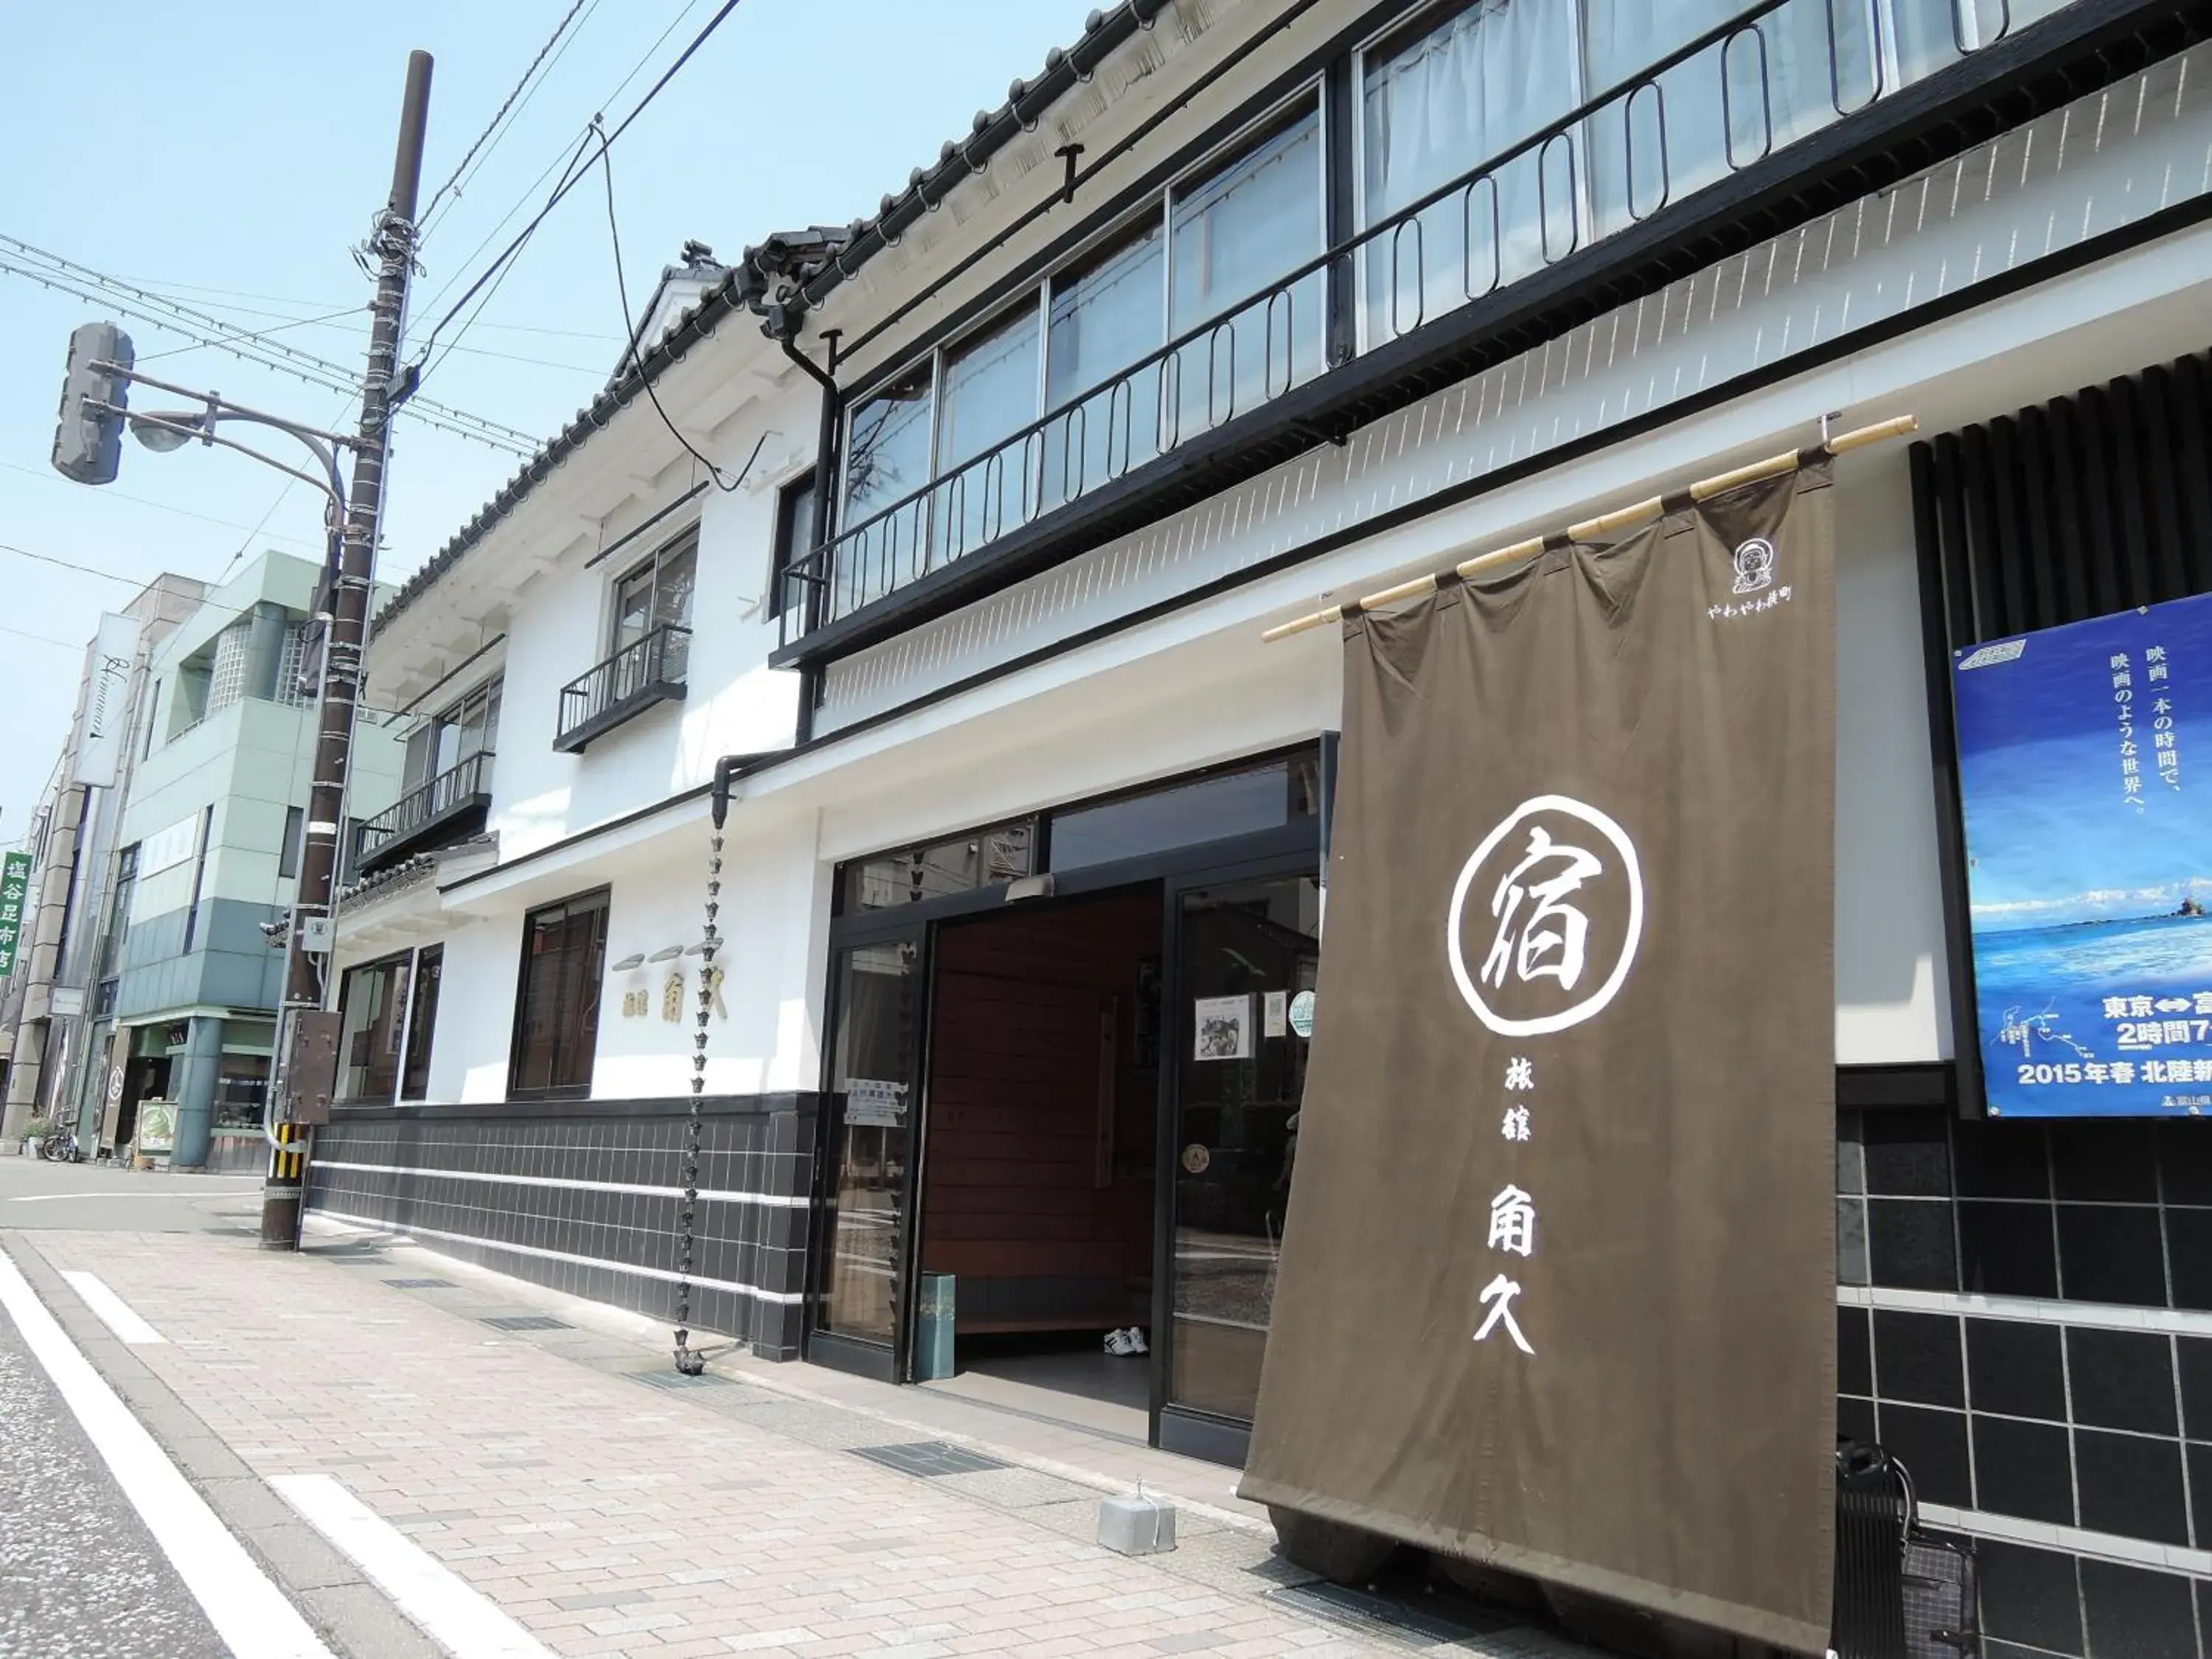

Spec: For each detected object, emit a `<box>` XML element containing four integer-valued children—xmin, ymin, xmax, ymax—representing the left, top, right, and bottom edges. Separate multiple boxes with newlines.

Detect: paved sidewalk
<box><xmin>16</xmin><ymin>1226</ymin><xmax>1600</xmax><ymax>1658</ymax></box>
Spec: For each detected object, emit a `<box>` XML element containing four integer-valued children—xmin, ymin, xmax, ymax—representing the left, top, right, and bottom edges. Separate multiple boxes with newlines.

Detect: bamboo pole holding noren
<box><xmin>1259</xmin><ymin>414</ymin><xmax>1919</xmax><ymax>644</ymax></box>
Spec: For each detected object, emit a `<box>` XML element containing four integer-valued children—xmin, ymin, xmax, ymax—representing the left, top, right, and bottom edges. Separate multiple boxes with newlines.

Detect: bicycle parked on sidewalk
<box><xmin>38</xmin><ymin>1124</ymin><xmax>80</xmax><ymax>1163</ymax></box>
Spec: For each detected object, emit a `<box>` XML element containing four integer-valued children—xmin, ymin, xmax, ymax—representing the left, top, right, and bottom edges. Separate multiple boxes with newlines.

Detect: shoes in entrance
<box><xmin>1104</xmin><ymin>1326</ymin><xmax>1149</xmax><ymax>1357</ymax></box>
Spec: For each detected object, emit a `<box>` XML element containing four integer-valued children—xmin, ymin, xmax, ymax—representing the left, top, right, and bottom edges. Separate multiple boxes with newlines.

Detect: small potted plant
<box><xmin>20</xmin><ymin>1117</ymin><xmax>51</xmax><ymax>1158</ymax></box>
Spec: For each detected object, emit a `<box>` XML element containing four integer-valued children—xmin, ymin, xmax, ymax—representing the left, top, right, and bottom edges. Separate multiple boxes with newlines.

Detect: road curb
<box><xmin>0</xmin><ymin>1234</ymin><xmax>444</xmax><ymax>1659</ymax></box>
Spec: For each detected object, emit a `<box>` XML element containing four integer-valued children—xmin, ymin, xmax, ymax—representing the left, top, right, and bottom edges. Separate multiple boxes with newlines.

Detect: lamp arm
<box><xmin>104</xmin><ymin>407</ymin><xmax>345</xmax><ymax>515</ymax></box>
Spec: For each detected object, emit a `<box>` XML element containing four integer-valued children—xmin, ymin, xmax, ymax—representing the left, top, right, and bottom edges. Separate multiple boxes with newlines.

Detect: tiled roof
<box><xmin>336</xmin><ymin>832</ymin><xmax>495</xmax><ymax>914</ymax></box>
<box><xmin>369</xmin><ymin>0</ymin><xmax>1170</xmax><ymax>641</ymax></box>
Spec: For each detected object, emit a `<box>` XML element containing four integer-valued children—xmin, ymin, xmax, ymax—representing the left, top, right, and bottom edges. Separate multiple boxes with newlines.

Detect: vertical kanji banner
<box><xmin>1242</xmin><ymin>466</ymin><xmax>1838</xmax><ymax>1653</ymax></box>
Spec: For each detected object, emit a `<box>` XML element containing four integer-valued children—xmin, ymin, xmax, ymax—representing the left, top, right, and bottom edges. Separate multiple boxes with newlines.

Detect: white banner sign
<box><xmin>72</xmin><ymin>613</ymin><xmax>141</xmax><ymax>788</ymax></box>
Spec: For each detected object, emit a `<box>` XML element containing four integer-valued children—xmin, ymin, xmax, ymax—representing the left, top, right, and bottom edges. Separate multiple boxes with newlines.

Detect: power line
<box><xmin>420</xmin><ymin>0</ymin><xmax>598</xmax><ymax>233</ymax></box>
<box><xmin>112</xmin><ymin>276</ymin><xmax>616</xmax><ymax>339</ymax></box>
<box><xmin>409</xmin><ymin>0</ymin><xmax>702</xmax><ymax>324</ymax></box>
<box><xmin>125</xmin><ymin>293</ymin><xmax>600</xmax><ymax>374</ymax></box>
<box><xmin>0</xmin><ymin>621</ymin><xmax>85</xmax><ymax>652</ymax></box>
<box><xmin>408</xmin><ymin>0</ymin><xmax>746</xmax><ymax>389</ymax></box>
<box><xmin>137</xmin><ymin>302</ymin><xmax>366</xmax><ymax>364</ymax></box>
<box><xmin>0</xmin><ymin>234</ymin><xmax>540</xmax><ymax>456</ymax></box>
<box><xmin>594</xmin><ymin>125</ymin><xmax>765</xmax><ymax>495</ymax></box>
<box><xmin>0</xmin><ymin>540</ymin><xmax>142</xmax><ymax>586</ymax></box>
<box><xmin>0</xmin><ymin>459</ymin><xmax>324</xmax><ymax>552</ymax></box>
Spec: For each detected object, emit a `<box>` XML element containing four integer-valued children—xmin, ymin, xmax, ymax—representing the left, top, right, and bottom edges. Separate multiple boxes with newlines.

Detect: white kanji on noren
<box><xmin>1487</xmin><ymin>1184</ymin><xmax>1536</xmax><ymax>1257</ymax></box>
<box><xmin>1473</xmin><ymin>1273</ymin><xmax>1534</xmax><ymax>1354</ymax></box>
<box><xmin>1503</xmin><ymin>1056</ymin><xmax>1535</xmax><ymax>1091</ymax></box>
<box><xmin>1482</xmin><ymin>828</ymin><xmax>1603</xmax><ymax>992</ymax></box>
<box><xmin>1501</xmin><ymin>1105</ymin><xmax>1531</xmax><ymax>1143</ymax></box>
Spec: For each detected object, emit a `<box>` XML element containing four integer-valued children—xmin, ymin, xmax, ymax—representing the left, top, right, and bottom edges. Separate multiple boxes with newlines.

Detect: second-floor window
<box><xmin>803</xmin><ymin>0</ymin><xmax>2069</xmax><ymax>634</ymax></box>
<box><xmin>613</xmin><ymin>532</ymin><xmax>696</xmax><ymax>654</ymax></box>
<box><xmin>403</xmin><ymin>679</ymin><xmax>501</xmax><ymax>793</ymax></box>
<box><xmin>836</xmin><ymin>89</ymin><xmax>1326</xmax><ymax>602</ymax></box>
<box><xmin>97</xmin><ymin>843</ymin><xmax>137</xmax><ymax>981</ymax></box>
<box><xmin>771</xmin><ymin>470</ymin><xmax>817</xmax><ymax>617</ymax></box>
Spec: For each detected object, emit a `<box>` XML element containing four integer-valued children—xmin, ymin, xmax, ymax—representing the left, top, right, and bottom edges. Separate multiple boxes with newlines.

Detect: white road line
<box><xmin>7</xmin><ymin>1186</ymin><xmax>260</xmax><ymax>1201</ymax></box>
<box><xmin>61</xmin><ymin>1271</ymin><xmax>168</xmax><ymax>1345</ymax></box>
<box><xmin>0</xmin><ymin>1251</ymin><xmax>335</xmax><ymax>1659</ymax></box>
<box><xmin>272</xmin><ymin>1475</ymin><xmax>557</xmax><ymax>1659</ymax></box>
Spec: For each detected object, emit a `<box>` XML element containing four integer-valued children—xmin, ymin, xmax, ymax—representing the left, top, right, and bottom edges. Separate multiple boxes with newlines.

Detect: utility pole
<box><xmin>260</xmin><ymin>51</ymin><xmax>434</xmax><ymax>1248</ymax></box>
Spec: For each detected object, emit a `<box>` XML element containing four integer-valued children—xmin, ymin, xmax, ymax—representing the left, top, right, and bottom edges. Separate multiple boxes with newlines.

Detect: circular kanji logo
<box><xmin>1445</xmin><ymin>794</ymin><xmax>1645</xmax><ymax>1037</ymax></box>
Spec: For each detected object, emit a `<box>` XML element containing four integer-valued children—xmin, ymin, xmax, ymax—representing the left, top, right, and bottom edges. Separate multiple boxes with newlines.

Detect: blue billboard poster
<box><xmin>1952</xmin><ymin>591</ymin><xmax>2212</xmax><ymax>1117</ymax></box>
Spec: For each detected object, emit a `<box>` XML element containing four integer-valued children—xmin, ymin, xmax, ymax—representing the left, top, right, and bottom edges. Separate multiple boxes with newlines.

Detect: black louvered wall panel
<box><xmin>1916</xmin><ymin>349</ymin><xmax>2212</xmax><ymax>647</ymax></box>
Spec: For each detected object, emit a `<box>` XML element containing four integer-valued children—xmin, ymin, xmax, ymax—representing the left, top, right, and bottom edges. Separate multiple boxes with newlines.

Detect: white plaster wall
<box><xmin>484</xmin><ymin>403</ymin><xmax>813</xmax><ymax>863</ymax></box>
<box><xmin>388</xmin><ymin>444</ymin><xmax>1948</xmax><ymax>1102</ymax></box>
<box><xmin>1833</xmin><ymin>448</ymin><xmax>1950</xmax><ymax>1062</ymax></box>
<box><xmin>591</xmin><ymin>812</ymin><xmax>827</xmax><ymax>1100</ymax></box>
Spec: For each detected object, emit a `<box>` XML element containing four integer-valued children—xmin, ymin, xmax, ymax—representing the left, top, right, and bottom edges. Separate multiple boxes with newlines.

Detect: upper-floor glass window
<box><xmin>97</xmin><ymin>843</ymin><xmax>137</xmax><ymax>980</ymax></box>
<box><xmin>403</xmin><ymin>678</ymin><xmax>501</xmax><ymax>793</ymax></box>
<box><xmin>934</xmin><ymin>305</ymin><xmax>1043</xmax><ymax>559</ymax></box>
<box><xmin>1357</xmin><ymin>0</ymin><xmax>2017</xmax><ymax>343</ymax></box>
<box><xmin>613</xmin><ymin>532</ymin><xmax>696</xmax><ymax>653</ymax></box>
<box><xmin>844</xmin><ymin>366</ymin><xmax>934</xmax><ymax>532</ymax></box>
<box><xmin>1168</xmin><ymin>97</ymin><xmax>1326</xmax><ymax>434</ymax></box>
<box><xmin>1046</xmin><ymin>217</ymin><xmax>1166</xmax><ymax>506</ymax></box>
<box><xmin>832</xmin><ymin>88</ymin><xmax>1328</xmax><ymax>601</ymax></box>
<box><xmin>771</xmin><ymin>470</ymin><xmax>818</xmax><ymax>618</ymax></box>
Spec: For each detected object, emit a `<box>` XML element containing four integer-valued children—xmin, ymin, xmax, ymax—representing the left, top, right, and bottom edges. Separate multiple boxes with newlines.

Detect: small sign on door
<box><xmin>1263</xmin><ymin>990</ymin><xmax>1288</xmax><ymax>1038</ymax></box>
<box><xmin>846</xmin><ymin>1077</ymin><xmax>907</xmax><ymax>1126</ymax></box>
<box><xmin>1193</xmin><ymin>995</ymin><xmax>1252</xmax><ymax>1061</ymax></box>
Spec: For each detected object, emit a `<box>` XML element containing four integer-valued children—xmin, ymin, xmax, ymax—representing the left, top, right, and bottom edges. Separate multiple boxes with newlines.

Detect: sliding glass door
<box><xmin>810</xmin><ymin>927</ymin><xmax>931</xmax><ymax>1380</ymax></box>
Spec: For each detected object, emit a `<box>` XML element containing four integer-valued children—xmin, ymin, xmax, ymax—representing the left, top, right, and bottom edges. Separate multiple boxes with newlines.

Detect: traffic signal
<box><xmin>52</xmin><ymin>321</ymin><xmax>135</xmax><ymax>485</ymax></box>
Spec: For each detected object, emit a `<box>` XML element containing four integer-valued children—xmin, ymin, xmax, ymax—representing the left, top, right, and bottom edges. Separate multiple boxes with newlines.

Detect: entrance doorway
<box><xmin>804</xmin><ymin>744</ymin><xmax>1329</xmax><ymax>1460</ymax></box>
<box><xmin>915</xmin><ymin>886</ymin><xmax>1162</xmax><ymax>1436</ymax></box>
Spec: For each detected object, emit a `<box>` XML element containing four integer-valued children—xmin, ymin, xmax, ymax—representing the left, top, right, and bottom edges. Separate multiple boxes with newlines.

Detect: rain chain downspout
<box><xmin>672</xmin><ymin>756</ymin><xmax>738</xmax><ymax>1375</ymax></box>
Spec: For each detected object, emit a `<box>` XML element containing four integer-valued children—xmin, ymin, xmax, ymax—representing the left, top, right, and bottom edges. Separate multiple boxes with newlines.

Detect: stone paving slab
<box><xmin>24</xmin><ymin>1228</ymin><xmax>1604</xmax><ymax>1658</ymax></box>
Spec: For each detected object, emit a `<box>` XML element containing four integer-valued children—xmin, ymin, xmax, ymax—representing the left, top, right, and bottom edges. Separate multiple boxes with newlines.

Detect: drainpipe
<box><xmin>776</xmin><ymin>330</ymin><xmax>841</xmax><ymax>747</ymax></box>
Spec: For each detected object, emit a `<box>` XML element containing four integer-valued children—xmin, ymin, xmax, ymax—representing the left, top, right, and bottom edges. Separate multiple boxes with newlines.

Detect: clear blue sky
<box><xmin>0</xmin><ymin>0</ymin><xmax>1090</xmax><ymax>842</ymax></box>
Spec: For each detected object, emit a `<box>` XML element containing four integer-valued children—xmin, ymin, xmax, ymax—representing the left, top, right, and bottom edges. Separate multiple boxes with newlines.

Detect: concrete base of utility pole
<box><xmin>259</xmin><ymin>1178</ymin><xmax>302</xmax><ymax>1250</ymax></box>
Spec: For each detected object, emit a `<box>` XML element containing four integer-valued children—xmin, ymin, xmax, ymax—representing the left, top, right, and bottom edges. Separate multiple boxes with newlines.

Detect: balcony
<box><xmin>357</xmin><ymin>751</ymin><xmax>495</xmax><ymax>876</ymax></box>
<box><xmin>554</xmin><ymin>623</ymin><xmax>691</xmax><ymax>754</ymax></box>
<box><xmin>772</xmin><ymin>0</ymin><xmax>2171</xmax><ymax>669</ymax></box>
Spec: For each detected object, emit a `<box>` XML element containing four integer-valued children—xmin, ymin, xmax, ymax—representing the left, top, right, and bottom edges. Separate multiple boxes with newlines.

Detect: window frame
<box><xmin>507</xmin><ymin>887</ymin><xmax>611</xmax><ymax>1101</ymax></box>
<box><xmin>278</xmin><ymin>805</ymin><xmax>305</xmax><ymax>880</ymax></box>
<box><xmin>608</xmin><ymin>529</ymin><xmax>698</xmax><ymax>655</ymax></box>
<box><xmin>335</xmin><ymin>948</ymin><xmax>414</xmax><ymax>1105</ymax></box>
<box><xmin>770</xmin><ymin>468</ymin><xmax>818</xmax><ymax>619</ymax></box>
<box><xmin>400</xmin><ymin>942</ymin><xmax>443</xmax><ymax>1102</ymax></box>
<box><xmin>403</xmin><ymin>676</ymin><xmax>503</xmax><ymax>793</ymax></box>
<box><xmin>835</xmin><ymin>74</ymin><xmax>1333</xmax><ymax>538</ymax></box>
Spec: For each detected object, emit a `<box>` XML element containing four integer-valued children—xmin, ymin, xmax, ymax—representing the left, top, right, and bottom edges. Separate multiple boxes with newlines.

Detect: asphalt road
<box><xmin>0</xmin><ymin>1157</ymin><xmax>260</xmax><ymax>1656</ymax></box>
<box><xmin>0</xmin><ymin>1153</ymin><xmax>264</xmax><ymax>1234</ymax></box>
<box><xmin>0</xmin><ymin>1284</ymin><xmax>229</xmax><ymax>1659</ymax></box>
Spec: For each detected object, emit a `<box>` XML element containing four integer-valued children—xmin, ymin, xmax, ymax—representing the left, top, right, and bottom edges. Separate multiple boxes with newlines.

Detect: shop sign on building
<box><xmin>1245</xmin><ymin>468</ymin><xmax>1840</xmax><ymax>1655</ymax></box>
<box><xmin>0</xmin><ymin>851</ymin><xmax>29</xmax><ymax>975</ymax></box>
<box><xmin>1952</xmin><ymin>590</ymin><xmax>2212</xmax><ymax>1116</ymax></box>
<box><xmin>71</xmin><ymin>612</ymin><xmax>141</xmax><ymax>788</ymax></box>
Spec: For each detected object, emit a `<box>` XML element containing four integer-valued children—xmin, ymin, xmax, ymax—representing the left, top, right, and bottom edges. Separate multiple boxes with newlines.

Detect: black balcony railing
<box><xmin>554</xmin><ymin>622</ymin><xmax>691</xmax><ymax>754</ymax></box>
<box><xmin>357</xmin><ymin>750</ymin><xmax>495</xmax><ymax>875</ymax></box>
<box><xmin>776</xmin><ymin>0</ymin><xmax>2079</xmax><ymax>660</ymax></box>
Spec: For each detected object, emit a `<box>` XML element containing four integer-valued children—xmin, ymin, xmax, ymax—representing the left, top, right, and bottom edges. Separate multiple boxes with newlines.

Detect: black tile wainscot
<box><xmin>1838</xmin><ymin>1102</ymin><xmax>2212</xmax><ymax>1658</ymax></box>
<box><xmin>306</xmin><ymin>1095</ymin><xmax>817</xmax><ymax>1359</ymax></box>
